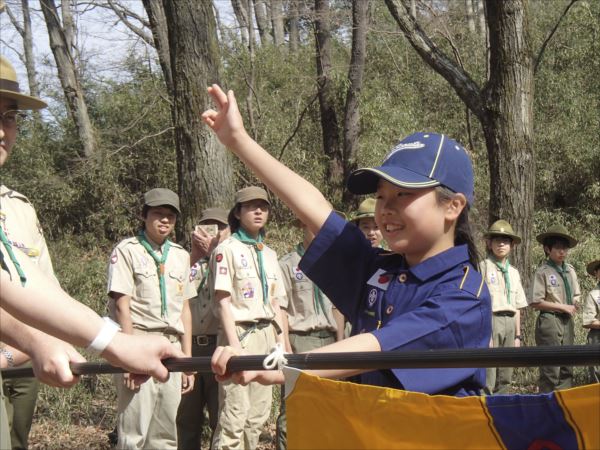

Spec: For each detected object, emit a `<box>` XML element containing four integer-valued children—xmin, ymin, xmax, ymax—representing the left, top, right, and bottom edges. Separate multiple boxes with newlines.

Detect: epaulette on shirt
<box><xmin>118</xmin><ymin>236</ymin><xmax>185</xmax><ymax>250</ymax></box>
<box><xmin>458</xmin><ymin>264</ymin><xmax>486</xmax><ymax>299</ymax></box>
<box><xmin>0</xmin><ymin>186</ymin><xmax>32</xmax><ymax>205</ymax></box>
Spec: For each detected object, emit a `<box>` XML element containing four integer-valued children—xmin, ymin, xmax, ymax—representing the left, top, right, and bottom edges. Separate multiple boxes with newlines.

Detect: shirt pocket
<box><xmin>169</xmin><ymin>270</ymin><xmax>185</xmax><ymax>298</ymax></box>
<box><xmin>133</xmin><ymin>265</ymin><xmax>157</xmax><ymax>300</ymax></box>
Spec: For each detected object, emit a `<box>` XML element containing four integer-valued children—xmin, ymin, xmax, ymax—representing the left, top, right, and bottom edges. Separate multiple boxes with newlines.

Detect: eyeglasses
<box><xmin>0</xmin><ymin>110</ymin><xmax>28</xmax><ymax>129</ymax></box>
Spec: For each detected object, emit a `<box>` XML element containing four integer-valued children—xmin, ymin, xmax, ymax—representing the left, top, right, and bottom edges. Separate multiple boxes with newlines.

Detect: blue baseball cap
<box><xmin>347</xmin><ymin>132</ymin><xmax>474</xmax><ymax>204</ymax></box>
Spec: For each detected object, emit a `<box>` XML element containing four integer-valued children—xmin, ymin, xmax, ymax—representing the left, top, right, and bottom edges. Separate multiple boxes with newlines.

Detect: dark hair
<box><xmin>542</xmin><ymin>236</ymin><xmax>570</xmax><ymax>256</ymax></box>
<box><xmin>140</xmin><ymin>204</ymin><xmax>178</xmax><ymax>230</ymax></box>
<box><xmin>436</xmin><ymin>187</ymin><xmax>480</xmax><ymax>268</ymax></box>
<box><xmin>228</xmin><ymin>204</ymin><xmax>242</xmax><ymax>233</ymax></box>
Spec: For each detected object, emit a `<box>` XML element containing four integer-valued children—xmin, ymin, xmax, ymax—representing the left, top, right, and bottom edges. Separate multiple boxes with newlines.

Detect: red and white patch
<box><xmin>216</xmin><ymin>253</ymin><xmax>223</xmax><ymax>263</ymax></box>
<box><xmin>367</xmin><ymin>269</ymin><xmax>391</xmax><ymax>290</ymax></box>
<box><xmin>219</xmin><ymin>266</ymin><xmax>228</xmax><ymax>275</ymax></box>
<box><xmin>110</xmin><ymin>251</ymin><xmax>118</xmax><ymax>264</ymax></box>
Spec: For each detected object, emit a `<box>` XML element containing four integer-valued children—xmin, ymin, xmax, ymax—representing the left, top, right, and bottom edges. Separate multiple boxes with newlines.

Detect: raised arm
<box><xmin>201</xmin><ymin>85</ymin><xmax>332</xmax><ymax>235</ymax></box>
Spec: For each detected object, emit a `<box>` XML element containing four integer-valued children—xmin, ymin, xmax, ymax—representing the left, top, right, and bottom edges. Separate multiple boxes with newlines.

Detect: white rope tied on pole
<box><xmin>263</xmin><ymin>342</ymin><xmax>288</xmax><ymax>370</ymax></box>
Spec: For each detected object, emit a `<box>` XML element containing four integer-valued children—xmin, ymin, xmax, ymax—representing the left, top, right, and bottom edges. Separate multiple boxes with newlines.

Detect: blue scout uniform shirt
<box><xmin>299</xmin><ymin>212</ymin><xmax>491</xmax><ymax>396</ymax></box>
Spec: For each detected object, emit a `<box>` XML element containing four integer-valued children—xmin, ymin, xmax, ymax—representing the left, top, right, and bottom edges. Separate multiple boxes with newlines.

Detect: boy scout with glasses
<box><xmin>107</xmin><ymin>188</ymin><xmax>196</xmax><ymax>449</ymax></box>
<box><xmin>480</xmin><ymin>220</ymin><xmax>527</xmax><ymax>394</ymax></box>
<box><xmin>582</xmin><ymin>259</ymin><xmax>600</xmax><ymax>383</ymax></box>
<box><xmin>529</xmin><ymin>224</ymin><xmax>581</xmax><ymax>392</ymax></box>
<box><xmin>210</xmin><ymin>186</ymin><xmax>287</xmax><ymax>450</ymax></box>
<box><xmin>0</xmin><ymin>54</ymin><xmax>60</xmax><ymax>450</ymax></box>
<box><xmin>177</xmin><ymin>207</ymin><xmax>230</xmax><ymax>449</ymax></box>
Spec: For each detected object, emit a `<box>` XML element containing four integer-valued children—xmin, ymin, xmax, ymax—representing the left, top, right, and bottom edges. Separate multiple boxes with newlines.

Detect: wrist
<box><xmin>0</xmin><ymin>348</ymin><xmax>14</xmax><ymax>367</ymax></box>
<box><xmin>515</xmin><ymin>335</ymin><xmax>522</xmax><ymax>340</ymax></box>
<box><xmin>87</xmin><ymin>317</ymin><xmax>121</xmax><ymax>356</ymax></box>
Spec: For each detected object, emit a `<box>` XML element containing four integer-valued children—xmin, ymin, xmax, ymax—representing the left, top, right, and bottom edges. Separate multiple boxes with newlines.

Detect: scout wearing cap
<box><xmin>529</xmin><ymin>224</ymin><xmax>581</xmax><ymax>393</ymax></box>
<box><xmin>583</xmin><ymin>258</ymin><xmax>600</xmax><ymax>383</ymax></box>
<box><xmin>107</xmin><ymin>188</ymin><xmax>196</xmax><ymax>449</ymax></box>
<box><xmin>480</xmin><ymin>220</ymin><xmax>527</xmax><ymax>394</ymax></box>
<box><xmin>1</xmin><ymin>55</ymin><xmax>56</xmax><ymax>450</ymax></box>
<box><xmin>177</xmin><ymin>206</ymin><xmax>230</xmax><ymax>448</ymax></box>
<box><xmin>211</xmin><ymin>186</ymin><xmax>287</xmax><ymax>450</ymax></box>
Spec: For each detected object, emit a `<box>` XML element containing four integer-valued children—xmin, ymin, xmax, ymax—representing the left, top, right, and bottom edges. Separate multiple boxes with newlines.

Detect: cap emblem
<box><xmin>384</xmin><ymin>141</ymin><xmax>426</xmax><ymax>162</ymax></box>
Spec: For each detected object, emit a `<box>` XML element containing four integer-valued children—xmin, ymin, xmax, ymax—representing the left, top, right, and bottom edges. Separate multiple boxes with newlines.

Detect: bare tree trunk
<box><xmin>271</xmin><ymin>0</ymin><xmax>285</xmax><ymax>46</ymax></box>
<box><xmin>465</xmin><ymin>0</ymin><xmax>475</xmax><ymax>33</ymax></box>
<box><xmin>61</xmin><ymin>0</ymin><xmax>75</xmax><ymax>53</ymax></box>
<box><xmin>141</xmin><ymin>0</ymin><xmax>173</xmax><ymax>95</ymax></box>
<box><xmin>477</xmin><ymin>0</ymin><xmax>487</xmax><ymax>39</ymax></box>
<box><xmin>342</xmin><ymin>0</ymin><xmax>369</xmax><ymax>205</ymax></box>
<box><xmin>314</xmin><ymin>0</ymin><xmax>343</xmax><ymax>205</ymax></box>
<box><xmin>288</xmin><ymin>0</ymin><xmax>300</xmax><ymax>51</ymax></box>
<box><xmin>383</xmin><ymin>0</ymin><xmax>534</xmax><ymax>288</ymax></box>
<box><xmin>21</xmin><ymin>0</ymin><xmax>39</xmax><ymax>101</ymax></box>
<box><xmin>253</xmin><ymin>0</ymin><xmax>271</xmax><ymax>44</ymax></box>
<box><xmin>231</xmin><ymin>0</ymin><xmax>249</xmax><ymax>46</ymax></box>
<box><xmin>40</xmin><ymin>0</ymin><xmax>96</xmax><ymax>158</ymax></box>
<box><xmin>410</xmin><ymin>0</ymin><xmax>416</xmax><ymax>17</ymax></box>
<box><xmin>162</xmin><ymin>0</ymin><xmax>235</xmax><ymax>244</ymax></box>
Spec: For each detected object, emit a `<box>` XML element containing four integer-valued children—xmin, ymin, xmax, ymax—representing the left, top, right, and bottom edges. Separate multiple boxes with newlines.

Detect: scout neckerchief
<box><xmin>296</xmin><ymin>243</ymin><xmax>326</xmax><ymax>315</ymax></box>
<box><xmin>137</xmin><ymin>231</ymin><xmax>172</xmax><ymax>317</ymax></box>
<box><xmin>0</xmin><ymin>227</ymin><xmax>26</xmax><ymax>286</ymax></box>
<box><xmin>547</xmin><ymin>259</ymin><xmax>573</xmax><ymax>305</ymax></box>
<box><xmin>197</xmin><ymin>258</ymin><xmax>210</xmax><ymax>292</ymax></box>
<box><xmin>493</xmin><ymin>257</ymin><xmax>511</xmax><ymax>306</ymax></box>
<box><xmin>232</xmin><ymin>228</ymin><xmax>269</xmax><ymax>305</ymax></box>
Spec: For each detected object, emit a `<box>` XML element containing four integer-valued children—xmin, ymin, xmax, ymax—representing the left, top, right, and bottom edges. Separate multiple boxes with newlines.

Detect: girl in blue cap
<box><xmin>204</xmin><ymin>85</ymin><xmax>491</xmax><ymax>397</ymax></box>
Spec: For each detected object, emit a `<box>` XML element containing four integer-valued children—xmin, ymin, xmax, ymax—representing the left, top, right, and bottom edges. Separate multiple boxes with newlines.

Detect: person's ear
<box><xmin>444</xmin><ymin>193</ymin><xmax>467</xmax><ymax>222</ymax></box>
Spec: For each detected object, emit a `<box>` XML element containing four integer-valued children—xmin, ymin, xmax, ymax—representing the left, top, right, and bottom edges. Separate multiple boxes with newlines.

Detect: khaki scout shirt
<box><xmin>0</xmin><ymin>185</ymin><xmax>57</xmax><ymax>283</ymax></box>
<box><xmin>210</xmin><ymin>236</ymin><xmax>286</xmax><ymax>323</ymax></box>
<box><xmin>279</xmin><ymin>249</ymin><xmax>338</xmax><ymax>332</ymax></box>
<box><xmin>189</xmin><ymin>258</ymin><xmax>219</xmax><ymax>335</ymax></box>
<box><xmin>582</xmin><ymin>283</ymin><xmax>600</xmax><ymax>326</ymax></box>
<box><xmin>479</xmin><ymin>258</ymin><xmax>527</xmax><ymax>313</ymax></box>
<box><xmin>529</xmin><ymin>261</ymin><xmax>581</xmax><ymax>306</ymax></box>
<box><xmin>106</xmin><ymin>236</ymin><xmax>196</xmax><ymax>335</ymax></box>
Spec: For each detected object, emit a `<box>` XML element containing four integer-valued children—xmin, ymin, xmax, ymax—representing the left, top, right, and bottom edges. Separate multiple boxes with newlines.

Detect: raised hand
<box><xmin>201</xmin><ymin>84</ymin><xmax>247</xmax><ymax>148</ymax></box>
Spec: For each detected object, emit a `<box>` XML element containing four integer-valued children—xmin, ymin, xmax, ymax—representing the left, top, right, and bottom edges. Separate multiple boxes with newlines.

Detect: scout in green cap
<box><xmin>107</xmin><ymin>188</ymin><xmax>197</xmax><ymax>449</ymax></box>
<box><xmin>210</xmin><ymin>186</ymin><xmax>288</xmax><ymax>450</ymax></box>
<box><xmin>582</xmin><ymin>259</ymin><xmax>600</xmax><ymax>383</ymax></box>
<box><xmin>1</xmin><ymin>55</ymin><xmax>58</xmax><ymax>450</ymax></box>
<box><xmin>528</xmin><ymin>224</ymin><xmax>581</xmax><ymax>392</ymax></box>
<box><xmin>480</xmin><ymin>220</ymin><xmax>527</xmax><ymax>394</ymax></box>
<box><xmin>177</xmin><ymin>206</ymin><xmax>230</xmax><ymax>449</ymax></box>
<box><xmin>351</xmin><ymin>198</ymin><xmax>383</xmax><ymax>248</ymax></box>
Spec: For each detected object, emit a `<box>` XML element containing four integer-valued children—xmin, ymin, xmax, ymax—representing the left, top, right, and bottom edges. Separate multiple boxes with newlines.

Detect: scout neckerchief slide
<box><xmin>547</xmin><ymin>259</ymin><xmax>573</xmax><ymax>305</ymax></box>
<box><xmin>0</xmin><ymin>227</ymin><xmax>27</xmax><ymax>286</ymax></box>
<box><xmin>232</xmin><ymin>228</ymin><xmax>269</xmax><ymax>305</ymax></box>
<box><xmin>296</xmin><ymin>243</ymin><xmax>326</xmax><ymax>315</ymax></box>
<box><xmin>494</xmin><ymin>258</ymin><xmax>511</xmax><ymax>306</ymax></box>
<box><xmin>138</xmin><ymin>231</ymin><xmax>171</xmax><ymax>317</ymax></box>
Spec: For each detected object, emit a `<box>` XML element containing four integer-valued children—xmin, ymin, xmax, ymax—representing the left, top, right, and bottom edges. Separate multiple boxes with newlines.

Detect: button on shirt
<box><xmin>479</xmin><ymin>258</ymin><xmax>527</xmax><ymax>313</ymax></box>
<box><xmin>210</xmin><ymin>236</ymin><xmax>286</xmax><ymax>323</ymax></box>
<box><xmin>299</xmin><ymin>212</ymin><xmax>491</xmax><ymax>396</ymax></box>
<box><xmin>530</xmin><ymin>262</ymin><xmax>581</xmax><ymax>306</ymax></box>
<box><xmin>106</xmin><ymin>236</ymin><xmax>196</xmax><ymax>335</ymax></box>
<box><xmin>279</xmin><ymin>249</ymin><xmax>338</xmax><ymax>333</ymax></box>
<box><xmin>189</xmin><ymin>258</ymin><xmax>220</xmax><ymax>335</ymax></box>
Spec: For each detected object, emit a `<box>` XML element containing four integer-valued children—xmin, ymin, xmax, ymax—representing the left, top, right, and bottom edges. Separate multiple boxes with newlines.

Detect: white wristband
<box><xmin>86</xmin><ymin>317</ymin><xmax>121</xmax><ymax>356</ymax></box>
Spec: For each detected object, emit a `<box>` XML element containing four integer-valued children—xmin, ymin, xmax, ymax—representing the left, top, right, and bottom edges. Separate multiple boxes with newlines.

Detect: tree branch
<box><xmin>534</xmin><ymin>0</ymin><xmax>579</xmax><ymax>74</ymax></box>
<box><xmin>384</xmin><ymin>0</ymin><xmax>485</xmax><ymax>119</ymax></box>
<box><xmin>278</xmin><ymin>91</ymin><xmax>319</xmax><ymax>160</ymax></box>
<box><xmin>106</xmin><ymin>0</ymin><xmax>153</xmax><ymax>46</ymax></box>
<box><xmin>5</xmin><ymin>3</ymin><xmax>25</xmax><ymax>37</ymax></box>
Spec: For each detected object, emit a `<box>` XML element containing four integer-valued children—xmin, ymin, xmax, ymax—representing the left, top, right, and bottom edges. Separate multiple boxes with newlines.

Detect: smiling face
<box><xmin>0</xmin><ymin>97</ymin><xmax>19</xmax><ymax>167</ymax></box>
<box><xmin>357</xmin><ymin>217</ymin><xmax>383</xmax><ymax>248</ymax></box>
<box><xmin>143</xmin><ymin>206</ymin><xmax>177</xmax><ymax>244</ymax></box>
<box><xmin>236</xmin><ymin>199</ymin><xmax>270</xmax><ymax>237</ymax></box>
<box><xmin>374</xmin><ymin>180</ymin><xmax>464</xmax><ymax>266</ymax></box>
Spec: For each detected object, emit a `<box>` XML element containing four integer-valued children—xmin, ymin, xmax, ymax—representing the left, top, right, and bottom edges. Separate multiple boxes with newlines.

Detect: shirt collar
<box><xmin>409</xmin><ymin>244</ymin><xmax>470</xmax><ymax>282</ymax></box>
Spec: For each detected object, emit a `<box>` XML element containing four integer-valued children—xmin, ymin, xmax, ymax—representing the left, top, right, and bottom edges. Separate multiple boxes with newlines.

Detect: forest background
<box><xmin>1</xmin><ymin>0</ymin><xmax>599</xmax><ymax>447</ymax></box>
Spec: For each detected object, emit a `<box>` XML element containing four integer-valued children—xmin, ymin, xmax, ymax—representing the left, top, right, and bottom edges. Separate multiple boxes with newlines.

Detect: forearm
<box><xmin>217</xmin><ymin>296</ymin><xmax>241</xmax><ymax>348</ymax></box>
<box><xmin>181</xmin><ymin>299</ymin><xmax>192</xmax><ymax>356</ymax></box>
<box><xmin>333</xmin><ymin>308</ymin><xmax>346</xmax><ymax>341</ymax></box>
<box><xmin>272</xmin><ymin>300</ymin><xmax>287</xmax><ymax>347</ymax></box>
<box><xmin>515</xmin><ymin>309</ymin><xmax>521</xmax><ymax>335</ymax></box>
<box><xmin>0</xmin><ymin>343</ymin><xmax>31</xmax><ymax>367</ymax></box>
<box><xmin>112</xmin><ymin>295</ymin><xmax>134</xmax><ymax>335</ymax></box>
<box><xmin>530</xmin><ymin>300</ymin><xmax>568</xmax><ymax>313</ymax></box>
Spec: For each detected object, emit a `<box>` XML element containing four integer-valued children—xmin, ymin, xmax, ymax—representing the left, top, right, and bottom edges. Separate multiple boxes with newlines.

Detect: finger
<box><xmin>208</xmin><ymin>84</ymin><xmax>228</xmax><ymax>107</ymax></box>
<box><xmin>226</xmin><ymin>89</ymin><xmax>239</xmax><ymax>114</ymax></box>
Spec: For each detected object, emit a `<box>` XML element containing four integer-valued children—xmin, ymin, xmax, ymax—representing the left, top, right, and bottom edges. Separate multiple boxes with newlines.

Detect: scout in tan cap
<box><xmin>177</xmin><ymin>206</ymin><xmax>230</xmax><ymax>449</ymax></box>
<box><xmin>1</xmin><ymin>55</ymin><xmax>58</xmax><ymax>450</ymax></box>
<box><xmin>351</xmin><ymin>198</ymin><xmax>383</xmax><ymax>248</ymax></box>
<box><xmin>582</xmin><ymin>259</ymin><xmax>600</xmax><ymax>383</ymax></box>
<box><xmin>529</xmin><ymin>224</ymin><xmax>581</xmax><ymax>392</ymax></box>
<box><xmin>479</xmin><ymin>220</ymin><xmax>527</xmax><ymax>394</ymax></box>
<box><xmin>210</xmin><ymin>186</ymin><xmax>287</xmax><ymax>450</ymax></box>
<box><xmin>107</xmin><ymin>188</ymin><xmax>196</xmax><ymax>449</ymax></box>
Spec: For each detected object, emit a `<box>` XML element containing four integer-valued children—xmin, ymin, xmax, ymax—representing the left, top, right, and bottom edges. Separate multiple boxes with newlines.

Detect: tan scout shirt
<box><xmin>530</xmin><ymin>261</ymin><xmax>581</xmax><ymax>306</ymax></box>
<box><xmin>0</xmin><ymin>185</ymin><xmax>57</xmax><ymax>283</ymax></box>
<box><xmin>479</xmin><ymin>258</ymin><xmax>527</xmax><ymax>313</ymax></box>
<box><xmin>189</xmin><ymin>258</ymin><xmax>219</xmax><ymax>335</ymax></box>
<box><xmin>582</xmin><ymin>283</ymin><xmax>600</xmax><ymax>326</ymax></box>
<box><xmin>210</xmin><ymin>236</ymin><xmax>286</xmax><ymax>323</ymax></box>
<box><xmin>106</xmin><ymin>236</ymin><xmax>196</xmax><ymax>335</ymax></box>
<box><xmin>279</xmin><ymin>249</ymin><xmax>338</xmax><ymax>332</ymax></box>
